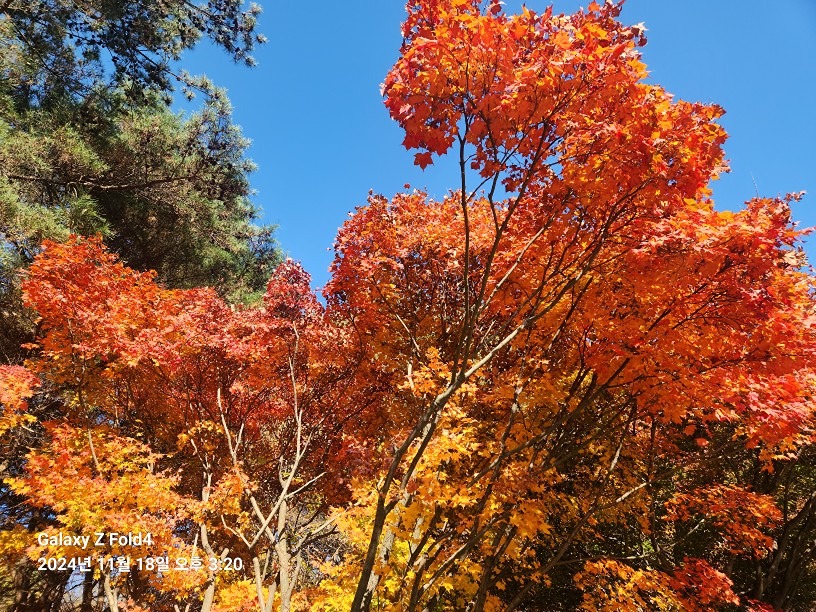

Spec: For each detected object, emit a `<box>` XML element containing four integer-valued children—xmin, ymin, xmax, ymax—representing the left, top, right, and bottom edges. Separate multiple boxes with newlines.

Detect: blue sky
<box><xmin>180</xmin><ymin>1</ymin><xmax>816</xmax><ymax>289</ymax></box>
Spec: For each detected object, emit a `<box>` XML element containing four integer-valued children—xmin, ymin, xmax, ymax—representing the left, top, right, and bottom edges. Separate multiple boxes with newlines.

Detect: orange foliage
<box><xmin>3</xmin><ymin>1</ymin><xmax>815</xmax><ymax>610</ymax></box>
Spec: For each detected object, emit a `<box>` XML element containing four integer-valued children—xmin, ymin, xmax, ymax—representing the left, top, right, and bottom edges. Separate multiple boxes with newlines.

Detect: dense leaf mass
<box><xmin>1</xmin><ymin>1</ymin><xmax>815</xmax><ymax>611</ymax></box>
<box><xmin>3</xmin><ymin>237</ymin><xmax>362</xmax><ymax>610</ymax></box>
<box><xmin>1</xmin><ymin>0</ymin><xmax>262</xmax><ymax>101</ymax></box>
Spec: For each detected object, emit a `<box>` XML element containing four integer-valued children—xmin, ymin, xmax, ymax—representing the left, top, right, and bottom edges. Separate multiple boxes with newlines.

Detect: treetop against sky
<box><xmin>177</xmin><ymin>0</ymin><xmax>816</xmax><ymax>288</ymax></box>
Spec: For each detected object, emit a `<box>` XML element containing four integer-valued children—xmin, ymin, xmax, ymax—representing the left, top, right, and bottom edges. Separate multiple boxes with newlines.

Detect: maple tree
<box><xmin>313</xmin><ymin>1</ymin><xmax>815</xmax><ymax>610</ymax></box>
<box><xmin>1</xmin><ymin>0</ymin><xmax>815</xmax><ymax>610</ymax></box>
<box><xmin>1</xmin><ymin>237</ymin><xmax>365</xmax><ymax>610</ymax></box>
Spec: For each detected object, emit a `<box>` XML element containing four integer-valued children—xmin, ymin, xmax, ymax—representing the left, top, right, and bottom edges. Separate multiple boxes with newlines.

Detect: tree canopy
<box><xmin>1</xmin><ymin>0</ymin><xmax>263</xmax><ymax>102</ymax></box>
<box><xmin>1</xmin><ymin>1</ymin><xmax>815</xmax><ymax>611</ymax></box>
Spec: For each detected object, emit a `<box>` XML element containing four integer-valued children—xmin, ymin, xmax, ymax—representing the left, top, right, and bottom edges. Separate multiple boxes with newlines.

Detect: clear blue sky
<box><xmin>179</xmin><ymin>1</ymin><xmax>816</xmax><ymax>289</ymax></box>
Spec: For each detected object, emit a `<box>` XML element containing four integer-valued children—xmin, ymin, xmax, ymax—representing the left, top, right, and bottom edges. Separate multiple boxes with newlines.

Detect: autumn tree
<box><xmin>2</xmin><ymin>1</ymin><xmax>815</xmax><ymax>611</ymax></box>
<box><xmin>307</xmin><ymin>1</ymin><xmax>815</xmax><ymax>610</ymax></box>
<box><xmin>1</xmin><ymin>237</ymin><xmax>363</xmax><ymax>611</ymax></box>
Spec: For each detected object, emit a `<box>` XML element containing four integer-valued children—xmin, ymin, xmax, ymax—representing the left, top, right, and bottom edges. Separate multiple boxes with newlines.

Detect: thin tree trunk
<box><xmin>80</xmin><ymin>571</ymin><xmax>95</xmax><ymax>612</ymax></box>
<box><xmin>102</xmin><ymin>572</ymin><xmax>119</xmax><ymax>612</ymax></box>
